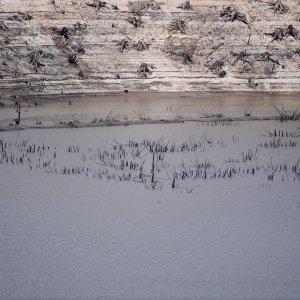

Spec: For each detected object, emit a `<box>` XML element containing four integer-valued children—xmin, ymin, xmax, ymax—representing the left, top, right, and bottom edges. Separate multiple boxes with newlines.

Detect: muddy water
<box><xmin>0</xmin><ymin>92</ymin><xmax>299</xmax><ymax>126</ymax></box>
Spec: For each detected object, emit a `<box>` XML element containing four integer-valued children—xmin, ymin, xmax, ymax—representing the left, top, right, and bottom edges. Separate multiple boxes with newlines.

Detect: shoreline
<box><xmin>1</xmin><ymin>91</ymin><xmax>299</xmax><ymax>132</ymax></box>
<box><xmin>1</xmin><ymin>90</ymin><xmax>300</xmax><ymax>107</ymax></box>
<box><xmin>0</xmin><ymin>116</ymin><xmax>295</xmax><ymax>132</ymax></box>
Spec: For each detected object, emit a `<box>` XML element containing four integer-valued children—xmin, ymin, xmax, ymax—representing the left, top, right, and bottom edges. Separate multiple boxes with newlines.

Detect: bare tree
<box><xmin>15</xmin><ymin>103</ymin><xmax>21</xmax><ymax>125</ymax></box>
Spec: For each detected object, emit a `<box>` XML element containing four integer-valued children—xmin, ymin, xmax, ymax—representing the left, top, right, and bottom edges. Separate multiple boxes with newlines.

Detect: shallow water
<box><xmin>1</xmin><ymin>120</ymin><xmax>300</xmax><ymax>299</ymax></box>
<box><xmin>1</xmin><ymin>120</ymin><xmax>299</xmax><ymax>189</ymax></box>
<box><xmin>0</xmin><ymin>92</ymin><xmax>299</xmax><ymax>126</ymax></box>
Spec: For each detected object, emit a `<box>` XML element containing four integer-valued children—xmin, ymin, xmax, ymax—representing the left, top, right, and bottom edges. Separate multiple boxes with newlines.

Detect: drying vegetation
<box><xmin>1</xmin><ymin>122</ymin><xmax>299</xmax><ymax>192</ymax></box>
<box><xmin>273</xmin><ymin>105</ymin><xmax>300</xmax><ymax>121</ymax></box>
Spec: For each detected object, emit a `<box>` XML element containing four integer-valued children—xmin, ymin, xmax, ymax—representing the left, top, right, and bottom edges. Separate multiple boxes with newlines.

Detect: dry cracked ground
<box><xmin>0</xmin><ymin>0</ymin><xmax>300</xmax><ymax>102</ymax></box>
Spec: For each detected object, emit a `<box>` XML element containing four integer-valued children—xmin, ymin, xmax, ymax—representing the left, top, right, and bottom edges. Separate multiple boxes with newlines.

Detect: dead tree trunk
<box><xmin>15</xmin><ymin>104</ymin><xmax>21</xmax><ymax>125</ymax></box>
<box><xmin>151</xmin><ymin>152</ymin><xmax>155</xmax><ymax>188</ymax></box>
<box><xmin>172</xmin><ymin>175</ymin><xmax>176</xmax><ymax>188</ymax></box>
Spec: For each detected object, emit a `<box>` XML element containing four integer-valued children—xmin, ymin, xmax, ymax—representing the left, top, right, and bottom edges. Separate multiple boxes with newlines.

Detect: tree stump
<box><xmin>268</xmin><ymin>0</ymin><xmax>289</xmax><ymax>13</ymax></box>
<box><xmin>137</xmin><ymin>63</ymin><xmax>154</xmax><ymax>78</ymax></box>
<box><xmin>177</xmin><ymin>1</ymin><xmax>193</xmax><ymax>11</ymax></box>
<box><xmin>133</xmin><ymin>40</ymin><xmax>149</xmax><ymax>51</ymax></box>
<box><xmin>117</xmin><ymin>39</ymin><xmax>129</xmax><ymax>53</ymax></box>
<box><xmin>73</xmin><ymin>21</ymin><xmax>87</xmax><ymax>31</ymax></box>
<box><xmin>127</xmin><ymin>16</ymin><xmax>142</xmax><ymax>28</ymax></box>
<box><xmin>256</xmin><ymin>52</ymin><xmax>280</xmax><ymax>65</ymax></box>
<box><xmin>232</xmin><ymin>50</ymin><xmax>252</xmax><ymax>66</ymax></box>
<box><xmin>169</xmin><ymin>19</ymin><xmax>187</xmax><ymax>34</ymax></box>
<box><xmin>59</xmin><ymin>27</ymin><xmax>70</xmax><ymax>39</ymax></box>
<box><xmin>0</xmin><ymin>21</ymin><xmax>8</xmax><ymax>31</ymax></box>
<box><xmin>86</xmin><ymin>0</ymin><xmax>107</xmax><ymax>10</ymax></box>
<box><xmin>209</xmin><ymin>60</ymin><xmax>224</xmax><ymax>73</ymax></box>
<box><xmin>177</xmin><ymin>49</ymin><xmax>193</xmax><ymax>64</ymax></box>
<box><xmin>266</xmin><ymin>25</ymin><xmax>298</xmax><ymax>42</ymax></box>
<box><xmin>220</xmin><ymin>7</ymin><xmax>249</xmax><ymax>25</ymax></box>
<box><xmin>68</xmin><ymin>54</ymin><xmax>77</xmax><ymax>64</ymax></box>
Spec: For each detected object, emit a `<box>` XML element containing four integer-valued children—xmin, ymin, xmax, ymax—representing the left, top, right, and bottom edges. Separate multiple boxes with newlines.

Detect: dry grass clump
<box><xmin>273</xmin><ymin>105</ymin><xmax>300</xmax><ymax>121</ymax></box>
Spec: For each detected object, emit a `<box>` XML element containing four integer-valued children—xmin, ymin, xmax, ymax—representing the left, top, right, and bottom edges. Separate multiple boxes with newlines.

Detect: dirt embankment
<box><xmin>0</xmin><ymin>0</ymin><xmax>300</xmax><ymax>102</ymax></box>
